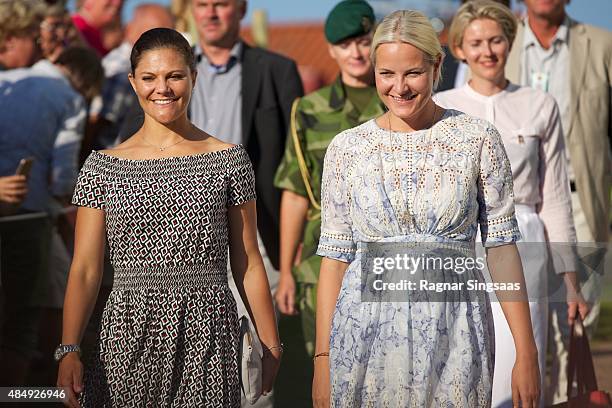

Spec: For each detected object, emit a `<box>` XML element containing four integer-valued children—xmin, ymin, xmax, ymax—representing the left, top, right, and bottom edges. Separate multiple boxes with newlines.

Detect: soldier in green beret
<box><xmin>273</xmin><ymin>0</ymin><xmax>384</xmax><ymax>356</ymax></box>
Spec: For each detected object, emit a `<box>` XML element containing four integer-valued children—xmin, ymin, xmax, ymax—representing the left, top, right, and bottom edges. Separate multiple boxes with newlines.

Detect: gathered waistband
<box><xmin>355</xmin><ymin>234</ymin><xmax>476</xmax><ymax>257</ymax></box>
<box><xmin>112</xmin><ymin>264</ymin><xmax>227</xmax><ymax>290</ymax></box>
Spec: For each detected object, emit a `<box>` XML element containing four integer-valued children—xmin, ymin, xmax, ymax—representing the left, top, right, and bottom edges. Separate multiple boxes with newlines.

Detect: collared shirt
<box><xmin>521</xmin><ymin>17</ymin><xmax>572</xmax><ymax>176</ymax></box>
<box><xmin>190</xmin><ymin>42</ymin><xmax>243</xmax><ymax>145</ymax></box>
<box><xmin>0</xmin><ymin>60</ymin><xmax>86</xmax><ymax>213</ymax></box>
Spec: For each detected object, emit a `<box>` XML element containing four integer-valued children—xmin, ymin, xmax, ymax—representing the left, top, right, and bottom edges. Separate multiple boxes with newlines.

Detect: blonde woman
<box><xmin>434</xmin><ymin>1</ymin><xmax>589</xmax><ymax>406</ymax></box>
<box><xmin>312</xmin><ymin>10</ymin><xmax>540</xmax><ymax>408</ymax></box>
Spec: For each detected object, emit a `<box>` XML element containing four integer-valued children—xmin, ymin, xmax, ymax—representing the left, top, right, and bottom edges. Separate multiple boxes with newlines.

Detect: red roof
<box><xmin>241</xmin><ymin>22</ymin><xmax>337</xmax><ymax>87</ymax></box>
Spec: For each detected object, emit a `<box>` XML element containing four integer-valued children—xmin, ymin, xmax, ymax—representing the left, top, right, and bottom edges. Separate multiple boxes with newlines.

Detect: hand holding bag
<box><xmin>550</xmin><ymin>314</ymin><xmax>612</xmax><ymax>407</ymax></box>
<box><xmin>239</xmin><ymin>315</ymin><xmax>263</xmax><ymax>405</ymax></box>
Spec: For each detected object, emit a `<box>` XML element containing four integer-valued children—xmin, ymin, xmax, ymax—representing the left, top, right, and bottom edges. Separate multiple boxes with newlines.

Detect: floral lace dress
<box><xmin>71</xmin><ymin>145</ymin><xmax>255</xmax><ymax>407</ymax></box>
<box><xmin>316</xmin><ymin>111</ymin><xmax>521</xmax><ymax>407</ymax></box>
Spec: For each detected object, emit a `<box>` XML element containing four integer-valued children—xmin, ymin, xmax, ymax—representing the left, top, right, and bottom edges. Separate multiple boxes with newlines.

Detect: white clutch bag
<box><xmin>239</xmin><ymin>315</ymin><xmax>263</xmax><ymax>405</ymax></box>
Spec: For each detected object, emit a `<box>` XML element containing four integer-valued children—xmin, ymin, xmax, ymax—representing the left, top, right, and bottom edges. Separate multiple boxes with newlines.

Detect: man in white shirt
<box><xmin>506</xmin><ymin>0</ymin><xmax>612</xmax><ymax>403</ymax></box>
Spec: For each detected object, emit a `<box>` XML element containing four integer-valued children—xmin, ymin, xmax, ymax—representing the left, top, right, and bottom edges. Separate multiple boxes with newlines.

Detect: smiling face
<box><xmin>455</xmin><ymin>18</ymin><xmax>509</xmax><ymax>85</ymax></box>
<box><xmin>374</xmin><ymin>42</ymin><xmax>439</xmax><ymax>122</ymax></box>
<box><xmin>192</xmin><ymin>0</ymin><xmax>245</xmax><ymax>47</ymax></box>
<box><xmin>129</xmin><ymin>47</ymin><xmax>197</xmax><ymax>126</ymax></box>
<box><xmin>328</xmin><ymin>33</ymin><xmax>373</xmax><ymax>86</ymax></box>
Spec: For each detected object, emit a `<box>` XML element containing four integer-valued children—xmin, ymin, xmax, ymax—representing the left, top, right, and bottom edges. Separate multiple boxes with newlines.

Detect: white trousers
<box><xmin>489</xmin><ymin>205</ymin><xmax>548</xmax><ymax>408</ymax></box>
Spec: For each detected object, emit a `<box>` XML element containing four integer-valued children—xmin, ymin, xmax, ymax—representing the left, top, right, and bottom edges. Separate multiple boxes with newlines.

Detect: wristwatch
<box><xmin>54</xmin><ymin>344</ymin><xmax>81</xmax><ymax>362</ymax></box>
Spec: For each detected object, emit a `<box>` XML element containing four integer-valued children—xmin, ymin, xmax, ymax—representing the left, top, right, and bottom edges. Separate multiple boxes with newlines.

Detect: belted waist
<box><xmin>112</xmin><ymin>264</ymin><xmax>227</xmax><ymax>290</ymax></box>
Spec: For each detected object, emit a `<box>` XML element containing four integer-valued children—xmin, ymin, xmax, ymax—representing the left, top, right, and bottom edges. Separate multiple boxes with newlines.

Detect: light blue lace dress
<box><xmin>316</xmin><ymin>110</ymin><xmax>521</xmax><ymax>407</ymax></box>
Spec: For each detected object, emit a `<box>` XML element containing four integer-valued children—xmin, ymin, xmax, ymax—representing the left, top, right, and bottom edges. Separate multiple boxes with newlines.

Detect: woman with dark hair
<box><xmin>56</xmin><ymin>28</ymin><xmax>280</xmax><ymax>407</ymax></box>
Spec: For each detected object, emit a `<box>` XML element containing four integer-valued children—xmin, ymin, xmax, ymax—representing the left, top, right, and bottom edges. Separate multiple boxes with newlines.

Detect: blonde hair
<box><xmin>370</xmin><ymin>10</ymin><xmax>444</xmax><ymax>88</ymax></box>
<box><xmin>0</xmin><ymin>0</ymin><xmax>45</xmax><ymax>45</ymax></box>
<box><xmin>448</xmin><ymin>0</ymin><xmax>517</xmax><ymax>60</ymax></box>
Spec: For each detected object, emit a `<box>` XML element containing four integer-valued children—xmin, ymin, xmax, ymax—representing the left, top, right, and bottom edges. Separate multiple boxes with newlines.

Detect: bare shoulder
<box><xmin>96</xmin><ymin>130</ymin><xmax>239</xmax><ymax>159</ymax></box>
<box><xmin>201</xmin><ymin>136</ymin><xmax>236</xmax><ymax>153</ymax></box>
<box><xmin>98</xmin><ymin>146</ymin><xmax>141</xmax><ymax>159</ymax></box>
<box><xmin>98</xmin><ymin>135</ymin><xmax>141</xmax><ymax>158</ymax></box>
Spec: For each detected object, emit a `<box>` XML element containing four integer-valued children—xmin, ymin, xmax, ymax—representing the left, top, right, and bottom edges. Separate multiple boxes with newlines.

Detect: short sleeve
<box><xmin>316</xmin><ymin>139</ymin><xmax>356</xmax><ymax>263</ymax></box>
<box><xmin>227</xmin><ymin>146</ymin><xmax>257</xmax><ymax>206</ymax></box>
<box><xmin>71</xmin><ymin>153</ymin><xmax>106</xmax><ymax>210</ymax></box>
<box><xmin>477</xmin><ymin>124</ymin><xmax>522</xmax><ymax>247</ymax></box>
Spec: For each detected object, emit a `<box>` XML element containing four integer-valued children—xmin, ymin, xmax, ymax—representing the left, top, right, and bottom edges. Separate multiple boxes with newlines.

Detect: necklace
<box><xmin>387</xmin><ymin>103</ymin><xmax>437</xmax><ymax>135</ymax></box>
<box><xmin>141</xmin><ymin>135</ymin><xmax>187</xmax><ymax>151</ymax></box>
<box><xmin>387</xmin><ymin>103</ymin><xmax>438</xmax><ymax>228</ymax></box>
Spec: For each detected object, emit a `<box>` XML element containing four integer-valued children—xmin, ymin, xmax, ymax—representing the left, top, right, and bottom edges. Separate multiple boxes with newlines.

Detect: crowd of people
<box><xmin>0</xmin><ymin>0</ymin><xmax>609</xmax><ymax>407</ymax></box>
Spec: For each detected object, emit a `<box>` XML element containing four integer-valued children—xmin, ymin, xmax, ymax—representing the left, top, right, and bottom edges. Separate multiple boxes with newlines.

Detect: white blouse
<box><xmin>434</xmin><ymin>83</ymin><xmax>576</xmax><ymax>245</ymax></box>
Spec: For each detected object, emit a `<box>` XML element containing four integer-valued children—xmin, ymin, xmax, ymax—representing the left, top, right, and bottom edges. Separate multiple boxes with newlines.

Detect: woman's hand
<box><xmin>261</xmin><ymin>349</ymin><xmax>282</xmax><ymax>396</ymax></box>
<box><xmin>567</xmin><ymin>291</ymin><xmax>590</xmax><ymax>326</ymax></box>
<box><xmin>56</xmin><ymin>353</ymin><xmax>83</xmax><ymax>408</ymax></box>
<box><xmin>275</xmin><ymin>272</ymin><xmax>298</xmax><ymax>315</ymax></box>
<box><xmin>312</xmin><ymin>356</ymin><xmax>331</xmax><ymax>408</ymax></box>
<box><xmin>511</xmin><ymin>351</ymin><xmax>540</xmax><ymax>408</ymax></box>
<box><xmin>564</xmin><ymin>272</ymin><xmax>590</xmax><ymax>325</ymax></box>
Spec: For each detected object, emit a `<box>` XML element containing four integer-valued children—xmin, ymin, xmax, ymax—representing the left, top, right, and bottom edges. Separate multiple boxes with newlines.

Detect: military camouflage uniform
<box><xmin>274</xmin><ymin>76</ymin><xmax>384</xmax><ymax>355</ymax></box>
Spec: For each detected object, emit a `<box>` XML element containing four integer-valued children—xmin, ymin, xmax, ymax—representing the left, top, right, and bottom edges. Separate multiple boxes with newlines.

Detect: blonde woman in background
<box><xmin>434</xmin><ymin>1</ymin><xmax>589</xmax><ymax>406</ymax></box>
<box><xmin>312</xmin><ymin>10</ymin><xmax>540</xmax><ymax>408</ymax></box>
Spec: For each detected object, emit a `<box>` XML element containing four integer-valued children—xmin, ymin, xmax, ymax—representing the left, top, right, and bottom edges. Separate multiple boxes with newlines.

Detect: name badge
<box><xmin>530</xmin><ymin>72</ymin><xmax>549</xmax><ymax>92</ymax></box>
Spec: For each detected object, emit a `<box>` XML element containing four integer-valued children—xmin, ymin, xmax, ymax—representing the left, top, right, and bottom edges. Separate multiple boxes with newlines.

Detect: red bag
<box><xmin>551</xmin><ymin>315</ymin><xmax>612</xmax><ymax>407</ymax></box>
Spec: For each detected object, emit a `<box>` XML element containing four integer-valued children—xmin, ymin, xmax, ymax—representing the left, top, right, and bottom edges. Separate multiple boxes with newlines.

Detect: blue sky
<box><xmin>239</xmin><ymin>0</ymin><xmax>612</xmax><ymax>30</ymax></box>
<box><xmin>70</xmin><ymin>0</ymin><xmax>612</xmax><ymax>32</ymax></box>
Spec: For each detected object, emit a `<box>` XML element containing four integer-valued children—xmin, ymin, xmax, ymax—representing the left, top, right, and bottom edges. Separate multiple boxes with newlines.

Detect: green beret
<box><xmin>325</xmin><ymin>0</ymin><xmax>375</xmax><ymax>44</ymax></box>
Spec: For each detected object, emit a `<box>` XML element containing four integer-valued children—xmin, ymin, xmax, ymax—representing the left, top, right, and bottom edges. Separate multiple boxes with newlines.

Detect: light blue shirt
<box><xmin>0</xmin><ymin>60</ymin><xmax>86</xmax><ymax>213</ymax></box>
<box><xmin>521</xmin><ymin>17</ymin><xmax>572</xmax><ymax>178</ymax></box>
<box><xmin>190</xmin><ymin>42</ymin><xmax>243</xmax><ymax>145</ymax></box>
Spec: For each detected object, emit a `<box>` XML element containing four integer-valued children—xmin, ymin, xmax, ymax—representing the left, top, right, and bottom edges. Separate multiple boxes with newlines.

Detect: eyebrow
<box><xmin>138</xmin><ymin>69</ymin><xmax>188</xmax><ymax>75</ymax></box>
<box><xmin>377</xmin><ymin>66</ymin><xmax>425</xmax><ymax>72</ymax></box>
<box><xmin>467</xmin><ymin>34</ymin><xmax>505</xmax><ymax>41</ymax></box>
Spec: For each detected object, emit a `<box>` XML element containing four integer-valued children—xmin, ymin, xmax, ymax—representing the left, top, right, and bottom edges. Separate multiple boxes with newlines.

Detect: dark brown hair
<box><xmin>130</xmin><ymin>28</ymin><xmax>196</xmax><ymax>74</ymax></box>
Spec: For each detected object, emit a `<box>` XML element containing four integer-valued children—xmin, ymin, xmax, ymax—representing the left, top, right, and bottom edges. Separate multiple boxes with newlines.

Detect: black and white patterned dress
<box><xmin>71</xmin><ymin>145</ymin><xmax>256</xmax><ymax>407</ymax></box>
